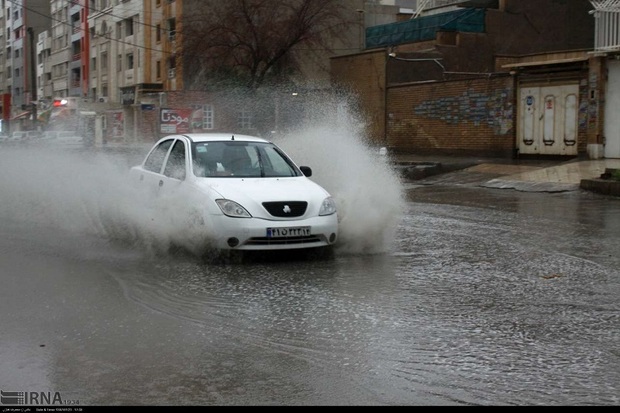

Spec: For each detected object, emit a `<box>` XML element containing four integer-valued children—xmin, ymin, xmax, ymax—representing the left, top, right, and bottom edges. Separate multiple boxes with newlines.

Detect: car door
<box><xmin>157</xmin><ymin>138</ymin><xmax>206</xmax><ymax>228</ymax></box>
<box><xmin>137</xmin><ymin>138</ymin><xmax>175</xmax><ymax>194</ymax></box>
<box><xmin>159</xmin><ymin>138</ymin><xmax>188</xmax><ymax>195</ymax></box>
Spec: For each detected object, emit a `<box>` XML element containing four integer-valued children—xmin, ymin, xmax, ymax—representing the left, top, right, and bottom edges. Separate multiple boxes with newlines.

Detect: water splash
<box><xmin>276</xmin><ymin>99</ymin><xmax>406</xmax><ymax>254</ymax></box>
<box><xmin>0</xmin><ymin>145</ymin><xmax>186</xmax><ymax>256</ymax></box>
<box><xmin>0</xmin><ymin>102</ymin><xmax>404</xmax><ymax>257</ymax></box>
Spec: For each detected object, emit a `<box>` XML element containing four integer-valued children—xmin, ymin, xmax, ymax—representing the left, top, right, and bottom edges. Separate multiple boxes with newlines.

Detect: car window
<box><xmin>193</xmin><ymin>142</ymin><xmax>224</xmax><ymax>177</ymax></box>
<box><xmin>163</xmin><ymin>140</ymin><xmax>187</xmax><ymax>180</ymax></box>
<box><xmin>261</xmin><ymin>145</ymin><xmax>299</xmax><ymax>177</ymax></box>
<box><xmin>192</xmin><ymin>141</ymin><xmax>301</xmax><ymax>178</ymax></box>
<box><xmin>144</xmin><ymin>139</ymin><xmax>174</xmax><ymax>173</ymax></box>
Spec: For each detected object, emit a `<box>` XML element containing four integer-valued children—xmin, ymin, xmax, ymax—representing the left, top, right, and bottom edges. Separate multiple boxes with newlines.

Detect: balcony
<box><xmin>591</xmin><ymin>1</ymin><xmax>620</xmax><ymax>52</ymax></box>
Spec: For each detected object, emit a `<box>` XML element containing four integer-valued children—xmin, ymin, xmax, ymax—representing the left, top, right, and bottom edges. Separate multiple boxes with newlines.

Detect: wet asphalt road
<box><xmin>1</xmin><ymin>149</ymin><xmax>620</xmax><ymax>406</ymax></box>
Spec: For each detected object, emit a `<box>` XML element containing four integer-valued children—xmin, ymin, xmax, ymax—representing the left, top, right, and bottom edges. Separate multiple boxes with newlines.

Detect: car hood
<box><xmin>201</xmin><ymin>177</ymin><xmax>332</xmax><ymax>217</ymax></box>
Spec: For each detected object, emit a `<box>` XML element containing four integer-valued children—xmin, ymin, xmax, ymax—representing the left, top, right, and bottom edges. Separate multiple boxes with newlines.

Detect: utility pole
<box><xmin>28</xmin><ymin>27</ymin><xmax>38</xmax><ymax>130</ymax></box>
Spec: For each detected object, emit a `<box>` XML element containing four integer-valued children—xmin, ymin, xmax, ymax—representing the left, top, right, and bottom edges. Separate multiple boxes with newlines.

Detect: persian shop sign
<box><xmin>160</xmin><ymin>108</ymin><xmax>193</xmax><ymax>134</ymax></box>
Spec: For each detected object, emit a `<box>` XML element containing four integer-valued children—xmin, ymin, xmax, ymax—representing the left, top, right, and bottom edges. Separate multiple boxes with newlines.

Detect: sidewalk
<box><xmin>391</xmin><ymin>153</ymin><xmax>620</xmax><ymax>194</ymax></box>
<box><xmin>483</xmin><ymin>158</ymin><xmax>620</xmax><ymax>193</ymax></box>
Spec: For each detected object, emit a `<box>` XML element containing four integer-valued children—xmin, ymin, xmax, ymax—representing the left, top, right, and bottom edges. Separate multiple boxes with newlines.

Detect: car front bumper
<box><xmin>210</xmin><ymin>214</ymin><xmax>339</xmax><ymax>250</ymax></box>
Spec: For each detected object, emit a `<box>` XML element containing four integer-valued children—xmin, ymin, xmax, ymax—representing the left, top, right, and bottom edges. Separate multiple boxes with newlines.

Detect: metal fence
<box><xmin>591</xmin><ymin>0</ymin><xmax>620</xmax><ymax>52</ymax></box>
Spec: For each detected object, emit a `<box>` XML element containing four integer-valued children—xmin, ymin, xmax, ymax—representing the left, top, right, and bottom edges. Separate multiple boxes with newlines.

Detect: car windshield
<box><xmin>191</xmin><ymin>141</ymin><xmax>303</xmax><ymax>178</ymax></box>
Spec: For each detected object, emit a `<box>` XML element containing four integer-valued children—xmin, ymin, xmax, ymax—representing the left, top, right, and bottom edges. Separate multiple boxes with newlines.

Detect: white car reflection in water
<box><xmin>129</xmin><ymin>133</ymin><xmax>338</xmax><ymax>251</ymax></box>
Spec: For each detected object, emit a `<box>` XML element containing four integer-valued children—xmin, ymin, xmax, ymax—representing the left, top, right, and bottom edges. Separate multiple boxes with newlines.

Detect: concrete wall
<box><xmin>491</xmin><ymin>0</ymin><xmax>595</xmax><ymax>54</ymax></box>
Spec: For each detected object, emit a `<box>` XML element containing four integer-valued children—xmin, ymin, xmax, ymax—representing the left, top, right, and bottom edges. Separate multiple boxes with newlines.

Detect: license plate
<box><xmin>266</xmin><ymin>226</ymin><xmax>311</xmax><ymax>238</ymax></box>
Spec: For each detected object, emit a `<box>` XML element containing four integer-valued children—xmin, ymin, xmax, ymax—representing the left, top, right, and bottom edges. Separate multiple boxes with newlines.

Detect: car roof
<box><xmin>176</xmin><ymin>133</ymin><xmax>270</xmax><ymax>144</ymax></box>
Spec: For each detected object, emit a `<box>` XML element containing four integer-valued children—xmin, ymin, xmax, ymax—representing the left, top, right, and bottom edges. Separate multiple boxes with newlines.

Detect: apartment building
<box><xmin>1</xmin><ymin>0</ymin><xmax>408</xmax><ymax>141</ymax></box>
<box><xmin>0</xmin><ymin>2</ymin><xmax>6</xmax><ymax>128</ymax></box>
<box><xmin>0</xmin><ymin>0</ymin><xmax>51</xmax><ymax>130</ymax></box>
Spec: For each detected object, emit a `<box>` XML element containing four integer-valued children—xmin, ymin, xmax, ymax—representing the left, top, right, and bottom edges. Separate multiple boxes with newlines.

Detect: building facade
<box><xmin>331</xmin><ymin>0</ymin><xmax>615</xmax><ymax>159</ymax></box>
<box><xmin>1</xmin><ymin>0</ymin><xmax>403</xmax><ymax>141</ymax></box>
<box><xmin>0</xmin><ymin>0</ymin><xmax>51</xmax><ymax>131</ymax></box>
<box><xmin>2</xmin><ymin>0</ymin><xmax>374</xmax><ymax>142</ymax></box>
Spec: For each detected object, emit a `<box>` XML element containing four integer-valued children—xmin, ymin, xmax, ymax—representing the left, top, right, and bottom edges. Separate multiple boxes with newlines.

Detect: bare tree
<box><xmin>180</xmin><ymin>0</ymin><xmax>356</xmax><ymax>91</ymax></box>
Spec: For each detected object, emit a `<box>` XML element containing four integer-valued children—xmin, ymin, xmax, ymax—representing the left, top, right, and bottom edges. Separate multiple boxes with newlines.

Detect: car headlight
<box><xmin>319</xmin><ymin>197</ymin><xmax>337</xmax><ymax>216</ymax></box>
<box><xmin>216</xmin><ymin>199</ymin><xmax>252</xmax><ymax>218</ymax></box>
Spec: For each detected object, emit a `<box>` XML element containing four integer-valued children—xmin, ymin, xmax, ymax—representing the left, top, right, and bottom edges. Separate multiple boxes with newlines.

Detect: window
<box><xmin>168</xmin><ymin>55</ymin><xmax>176</xmax><ymax>78</ymax></box>
<box><xmin>156</xmin><ymin>23</ymin><xmax>161</xmax><ymax>43</ymax></box>
<box><xmin>101</xmin><ymin>52</ymin><xmax>107</xmax><ymax>70</ymax></box>
<box><xmin>201</xmin><ymin>105</ymin><xmax>214</xmax><ymax>129</ymax></box>
<box><xmin>127</xmin><ymin>53</ymin><xmax>134</xmax><ymax>70</ymax></box>
<box><xmin>238</xmin><ymin>108</ymin><xmax>253</xmax><ymax>129</ymax></box>
<box><xmin>168</xmin><ymin>18</ymin><xmax>176</xmax><ymax>42</ymax></box>
<box><xmin>192</xmin><ymin>142</ymin><xmax>301</xmax><ymax>178</ymax></box>
<box><xmin>144</xmin><ymin>139</ymin><xmax>173</xmax><ymax>173</ymax></box>
<box><xmin>164</xmin><ymin>140</ymin><xmax>186</xmax><ymax>180</ymax></box>
<box><xmin>156</xmin><ymin>60</ymin><xmax>161</xmax><ymax>79</ymax></box>
<box><xmin>124</xmin><ymin>17</ymin><xmax>134</xmax><ymax>37</ymax></box>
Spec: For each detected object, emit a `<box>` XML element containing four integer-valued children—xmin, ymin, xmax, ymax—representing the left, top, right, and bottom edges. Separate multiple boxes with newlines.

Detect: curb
<box><xmin>580</xmin><ymin>178</ymin><xmax>620</xmax><ymax>197</ymax></box>
<box><xmin>393</xmin><ymin>160</ymin><xmax>479</xmax><ymax>180</ymax></box>
<box><xmin>580</xmin><ymin>168</ymin><xmax>620</xmax><ymax>197</ymax></box>
<box><xmin>483</xmin><ymin>179</ymin><xmax>579</xmax><ymax>193</ymax></box>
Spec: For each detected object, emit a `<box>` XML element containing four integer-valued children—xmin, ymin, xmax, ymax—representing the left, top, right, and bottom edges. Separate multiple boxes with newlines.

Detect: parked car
<box><xmin>8</xmin><ymin>130</ymin><xmax>40</xmax><ymax>143</ymax></box>
<box><xmin>39</xmin><ymin>131</ymin><xmax>85</xmax><ymax>146</ymax></box>
<box><xmin>129</xmin><ymin>133</ymin><xmax>339</xmax><ymax>252</ymax></box>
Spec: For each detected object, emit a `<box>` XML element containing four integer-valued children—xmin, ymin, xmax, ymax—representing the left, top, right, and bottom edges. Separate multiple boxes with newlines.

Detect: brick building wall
<box><xmin>330</xmin><ymin>0</ymin><xmax>597</xmax><ymax>157</ymax></box>
<box><xmin>331</xmin><ymin>50</ymin><xmax>387</xmax><ymax>145</ymax></box>
<box><xmin>386</xmin><ymin>75</ymin><xmax>516</xmax><ymax>156</ymax></box>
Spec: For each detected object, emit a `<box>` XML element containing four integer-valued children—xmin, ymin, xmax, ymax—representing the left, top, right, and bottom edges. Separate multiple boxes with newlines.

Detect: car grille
<box><xmin>262</xmin><ymin>201</ymin><xmax>308</xmax><ymax>218</ymax></box>
<box><xmin>245</xmin><ymin>235</ymin><xmax>322</xmax><ymax>246</ymax></box>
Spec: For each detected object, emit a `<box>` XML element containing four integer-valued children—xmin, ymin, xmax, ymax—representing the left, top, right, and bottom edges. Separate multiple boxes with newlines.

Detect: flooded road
<box><xmin>1</xmin><ymin>144</ymin><xmax>620</xmax><ymax>406</ymax></box>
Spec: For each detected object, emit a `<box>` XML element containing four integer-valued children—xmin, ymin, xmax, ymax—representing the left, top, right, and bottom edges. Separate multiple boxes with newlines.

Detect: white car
<box><xmin>9</xmin><ymin>130</ymin><xmax>40</xmax><ymax>142</ymax></box>
<box><xmin>40</xmin><ymin>131</ymin><xmax>85</xmax><ymax>146</ymax></box>
<box><xmin>129</xmin><ymin>133</ymin><xmax>338</xmax><ymax>252</ymax></box>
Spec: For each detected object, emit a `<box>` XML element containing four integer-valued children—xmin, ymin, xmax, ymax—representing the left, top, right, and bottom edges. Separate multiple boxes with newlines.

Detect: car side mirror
<box><xmin>300</xmin><ymin>166</ymin><xmax>312</xmax><ymax>177</ymax></box>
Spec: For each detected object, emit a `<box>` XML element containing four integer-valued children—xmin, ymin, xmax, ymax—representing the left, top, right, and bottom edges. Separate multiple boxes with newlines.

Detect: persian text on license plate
<box><xmin>266</xmin><ymin>227</ymin><xmax>311</xmax><ymax>238</ymax></box>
